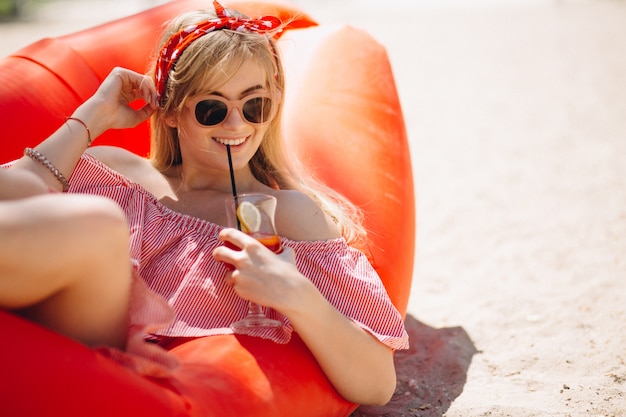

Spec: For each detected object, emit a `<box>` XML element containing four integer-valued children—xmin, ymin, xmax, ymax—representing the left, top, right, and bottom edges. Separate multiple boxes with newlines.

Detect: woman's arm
<box><xmin>0</xmin><ymin>169</ymin><xmax>48</xmax><ymax>200</ymax></box>
<box><xmin>11</xmin><ymin>68</ymin><xmax>157</xmax><ymax>192</ymax></box>
<box><xmin>213</xmin><ymin>229</ymin><xmax>397</xmax><ymax>406</ymax></box>
<box><xmin>279</xmin><ymin>270</ymin><xmax>397</xmax><ymax>405</ymax></box>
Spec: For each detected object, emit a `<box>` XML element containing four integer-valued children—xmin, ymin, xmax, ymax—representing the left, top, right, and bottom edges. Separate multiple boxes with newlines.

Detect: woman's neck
<box><xmin>165</xmin><ymin>163</ymin><xmax>266</xmax><ymax>195</ymax></box>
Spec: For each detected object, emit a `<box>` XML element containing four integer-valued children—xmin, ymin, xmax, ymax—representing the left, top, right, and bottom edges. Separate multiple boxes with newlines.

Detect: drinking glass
<box><xmin>225</xmin><ymin>193</ymin><xmax>283</xmax><ymax>329</ymax></box>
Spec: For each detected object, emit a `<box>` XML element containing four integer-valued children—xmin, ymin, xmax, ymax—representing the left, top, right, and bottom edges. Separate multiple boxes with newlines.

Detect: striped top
<box><xmin>69</xmin><ymin>154</ymin><xmax>409</xmax><ymax>350</ymax></box>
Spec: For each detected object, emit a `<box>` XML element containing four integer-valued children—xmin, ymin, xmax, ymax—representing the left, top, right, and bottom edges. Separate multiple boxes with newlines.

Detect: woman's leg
<box><xmin>0</xmin><ymin>193</ymin><xmax>132</xmax><ymax>349</ymax></box>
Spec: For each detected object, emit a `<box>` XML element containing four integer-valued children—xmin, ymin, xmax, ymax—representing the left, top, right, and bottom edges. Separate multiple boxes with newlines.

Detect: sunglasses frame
<box><xmin>185</xmin><ymin>91</ymin><xmax>281</xmax><ymax>127</ymax></box>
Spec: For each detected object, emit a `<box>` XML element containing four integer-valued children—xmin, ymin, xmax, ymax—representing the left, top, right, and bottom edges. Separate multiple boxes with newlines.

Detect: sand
<box><xmin>338</xmin><ymin>1</ymin><xmax>626</xmax><ymax>415</ymax></box>
<box><xmin>1</xmin><ymin>1</ymin><xmax>625</xmax><ymax>416</ymax></box>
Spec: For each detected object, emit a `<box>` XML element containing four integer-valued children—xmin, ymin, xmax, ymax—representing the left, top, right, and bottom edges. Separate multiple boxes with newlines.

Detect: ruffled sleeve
<box><xmin>286</xmin><ymin>238</ymin><xmax>409</xmax><ymax>350</ymax></box>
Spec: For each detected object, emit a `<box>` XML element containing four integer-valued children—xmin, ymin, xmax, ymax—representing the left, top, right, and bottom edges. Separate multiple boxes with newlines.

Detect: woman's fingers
<box><xmin>218</xmin><ymin>227</ymin><xmax>258</xmax><ymax>248</ymax></box>
<box><xmin>89</xmin><ymin>68</ymin><xmax>158</xmax><ymax>129</ymax></box>
<box><xmin>115</xmin><ymin>69</ymin><xmax>158</xmax><ymax>117</ymax></box>
<box><xmin>213</xmin><ymin>228</ymin><xmax>291</xmax><ymax>302</ymax></box>
<box><xmin>138</xmin><ymin>74</ymin><xmax>157</xmax><ymax>103</ymax></box>
<box><xmin>128</xmin><ymin>73</ymin><xmax>158</xmax><ymax>108</ymax></box>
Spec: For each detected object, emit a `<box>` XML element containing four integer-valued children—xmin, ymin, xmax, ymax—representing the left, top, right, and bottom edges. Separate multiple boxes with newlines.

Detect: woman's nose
<box><xmin>222</xmin><ymin>107</ymin><xmax>247</xmax><ymax>128</ymax></box>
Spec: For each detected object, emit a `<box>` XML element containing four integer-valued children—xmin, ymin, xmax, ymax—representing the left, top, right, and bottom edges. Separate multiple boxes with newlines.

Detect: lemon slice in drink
<box><xmin>236</xmin><ymin>201</ymin><xmax>262</xmax><ymax>233</ymax></box>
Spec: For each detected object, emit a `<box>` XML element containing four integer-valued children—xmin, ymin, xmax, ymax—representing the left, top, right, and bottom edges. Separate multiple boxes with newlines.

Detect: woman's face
<box><xmin>175</xmin><ymin>59</ymin><xmax>274</xmax><ymax>173</ymax></box>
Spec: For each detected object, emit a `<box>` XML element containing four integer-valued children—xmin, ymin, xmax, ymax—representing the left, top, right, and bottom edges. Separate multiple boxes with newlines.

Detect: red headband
<box><xmin>155</xmin><ymin>0</ymin><xmax>282</xmax><ymax>105</ymax></box>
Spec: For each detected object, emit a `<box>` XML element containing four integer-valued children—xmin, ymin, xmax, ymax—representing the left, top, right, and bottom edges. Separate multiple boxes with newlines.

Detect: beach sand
<box><xmin>1</xmin><ymin>0</ymin><xmax>625</xmax><ymax>415</ymax></box>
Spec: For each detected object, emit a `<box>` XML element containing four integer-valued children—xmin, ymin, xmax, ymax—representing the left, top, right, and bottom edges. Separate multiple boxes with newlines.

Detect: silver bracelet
<box><xmin>23</xmin><ymin>147</ymin><xmax>70</xmax><ymax>192</ymax></box>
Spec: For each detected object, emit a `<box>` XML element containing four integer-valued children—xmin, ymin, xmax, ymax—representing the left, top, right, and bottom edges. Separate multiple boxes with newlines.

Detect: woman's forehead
<box><xmin>197</xmin><ymin>58</ymin><xmax>269</xmax><ymax>95</ymax></box>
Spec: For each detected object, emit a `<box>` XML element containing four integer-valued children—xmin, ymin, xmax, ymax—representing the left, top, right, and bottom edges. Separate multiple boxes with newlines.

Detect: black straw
<box><xmin>226</xmin><ymin>145</ymin><xmax>241</xmax><ymax>230</ymax></box>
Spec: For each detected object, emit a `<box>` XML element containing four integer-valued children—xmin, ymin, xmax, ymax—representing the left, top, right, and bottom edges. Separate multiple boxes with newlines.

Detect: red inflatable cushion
<box><xmin>0</xmin><ymin>1</ymin><xmax>414</xmax><ymax>416</ymax></box>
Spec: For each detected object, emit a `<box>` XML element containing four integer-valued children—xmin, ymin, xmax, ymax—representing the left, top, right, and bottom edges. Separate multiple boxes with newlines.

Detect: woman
<box><xmin>10</xmin><ymin>1</ymin><xmax>408</xmax><ymax>406</ymax></box>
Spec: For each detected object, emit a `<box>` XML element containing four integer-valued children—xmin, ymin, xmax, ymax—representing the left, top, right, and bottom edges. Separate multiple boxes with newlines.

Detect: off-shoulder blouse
<box><xmin>69</xmin><ymin>154</ymin><xmax>408</xmax><ymax>351</ymax></box>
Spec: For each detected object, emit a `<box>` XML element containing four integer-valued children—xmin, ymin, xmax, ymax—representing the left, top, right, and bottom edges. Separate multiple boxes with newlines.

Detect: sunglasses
<box><xmin>187</xmin><ymin>92</ymin><xmax>279</xmax><ymax>127</ymax></box>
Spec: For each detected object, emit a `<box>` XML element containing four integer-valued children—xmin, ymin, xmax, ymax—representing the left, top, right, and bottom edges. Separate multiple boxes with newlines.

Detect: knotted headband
<box><xmin>155</xmin><ymin>0</ymin><xmax>282</xmax><ymax>105</ymax></box>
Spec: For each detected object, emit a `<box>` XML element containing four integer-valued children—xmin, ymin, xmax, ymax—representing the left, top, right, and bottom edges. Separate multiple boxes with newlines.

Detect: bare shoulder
<box><xmin>274</xmin><ymin>189</ymin><xmax>341</xmax><ymax>241</ymax></box>
<box><xmin>85</xmin><ymin>146</ymin><xmax>171</xmax><ymax>197</ymax></box>
<box><xmin>86</xmin><ymin>146</ymin><xmax>145</xmax><ymax>171</ymax></box>
<box><xmin>85</xmin><ymin>146</ymin><xmax>160</xmax><ymax>185</ymax></box>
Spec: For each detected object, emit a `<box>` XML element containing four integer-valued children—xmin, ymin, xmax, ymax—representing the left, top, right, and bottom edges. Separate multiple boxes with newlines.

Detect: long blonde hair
<box><xmin>147</xmin><ymin>8</ymin><xmax>366</xmax><ymax>245</ymax></box>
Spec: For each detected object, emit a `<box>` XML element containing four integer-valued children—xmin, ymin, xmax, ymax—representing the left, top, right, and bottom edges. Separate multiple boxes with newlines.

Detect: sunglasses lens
<box><xmin>242</xmin><ymin>97</ymin><xmax>273</xmax><ymax>124</ymax></box>
<box><xmin>195</xmin><ymin>100</ymin><xmax>228</xmax><ymax>126</ymax></box>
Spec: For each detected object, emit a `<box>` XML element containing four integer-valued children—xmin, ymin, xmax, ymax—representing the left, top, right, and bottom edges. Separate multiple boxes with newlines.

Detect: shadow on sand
<box><xmin>352</xmin><ymin>315</ymin><xmax>478</xmax><ymax>417</ymax></box>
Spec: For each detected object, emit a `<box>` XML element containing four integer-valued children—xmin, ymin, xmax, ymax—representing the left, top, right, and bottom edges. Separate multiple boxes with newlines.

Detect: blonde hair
<box><xmin>147</xmin><ymin>8</ymin><xmax>366</xmax><ymax>245</ymax></box>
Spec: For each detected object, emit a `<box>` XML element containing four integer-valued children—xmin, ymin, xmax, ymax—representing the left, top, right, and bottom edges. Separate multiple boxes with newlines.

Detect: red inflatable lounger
<box><xmin>0</xmin><ymin>1</ymin><xmax>415</xmax><ymax>416</ymax></box>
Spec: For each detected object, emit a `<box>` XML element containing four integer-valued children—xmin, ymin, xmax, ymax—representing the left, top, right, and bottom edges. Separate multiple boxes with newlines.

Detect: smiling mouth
<box><xmin>214</xmin><ymin>137</ymin><xmax>248</xmax><ymax>146</ymax></box>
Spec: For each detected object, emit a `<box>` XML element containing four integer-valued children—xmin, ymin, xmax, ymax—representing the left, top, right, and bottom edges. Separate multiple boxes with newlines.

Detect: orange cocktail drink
<box><xmin>224</xmin><ymin>193</ymin><xmax>283</xmax><ymax>328</ymax></box>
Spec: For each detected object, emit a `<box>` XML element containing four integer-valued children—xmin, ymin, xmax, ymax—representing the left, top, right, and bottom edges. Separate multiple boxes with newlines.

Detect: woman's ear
<box><xmin>164</xmin><ymin>117</ymin><xmax>177</xmax><ymax>128</ymax></box>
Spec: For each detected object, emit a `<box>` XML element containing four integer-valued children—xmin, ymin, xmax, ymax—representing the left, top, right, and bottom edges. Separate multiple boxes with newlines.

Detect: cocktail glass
<box><xmin>225</xmin><ymin>193</ymin><xmax>283</xmax><ymax>329</ymax></box>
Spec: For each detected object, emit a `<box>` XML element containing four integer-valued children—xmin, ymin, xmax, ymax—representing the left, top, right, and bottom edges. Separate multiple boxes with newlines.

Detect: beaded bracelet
<box><xmin>23</xmin><ymin>148</ymin><xmax>70</xmax><ymax>192</ymax></box>
<box><xmin>65</xmin><ymin>117</ymin><xmax>92</xmax><ymax>146</ymax></box>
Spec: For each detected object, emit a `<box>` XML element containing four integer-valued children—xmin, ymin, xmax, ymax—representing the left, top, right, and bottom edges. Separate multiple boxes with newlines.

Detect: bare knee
<box><xmin>63</xmin><ymin>194</ymin><xmax>128</xmax><ymax>236</ymax></box>
<box><xmin>59</xmin><ymin>195</ymin><xmax>130</xmax><ymax>261</ymax></box>
<box><xmin>0</xmin><ymin>194</ymin><xmax>130</xmax><ymax>286</ymax></box>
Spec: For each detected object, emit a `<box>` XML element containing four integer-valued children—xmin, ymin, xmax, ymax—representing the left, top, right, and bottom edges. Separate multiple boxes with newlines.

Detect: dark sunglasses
<box><xmin>187</xmin><ymin>93</ymin><xmax>278</xmax><ymax>126</ymax></box>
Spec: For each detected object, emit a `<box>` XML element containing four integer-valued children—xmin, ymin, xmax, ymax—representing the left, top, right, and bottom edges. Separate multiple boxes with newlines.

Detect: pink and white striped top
<box><xmin>69</xmin><ymin>154</ymin><xmax>408</xmax><ymax>351</ymax></box>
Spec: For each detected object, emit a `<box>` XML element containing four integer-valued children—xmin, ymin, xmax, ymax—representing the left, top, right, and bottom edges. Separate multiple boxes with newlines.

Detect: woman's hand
<box><xmin>12</xmin><ymin>67</ymin><xmax>158</xmax><ymax>192</ymax></box>
<box><xmin>73</xmin><ymin>67</ymin><xmax>158</xmax><ymax>139</ymax></box>
<box><xmin>212</xmin><ymin>228</ymin><xmax>303</xmax><ymax>309</ymax></box>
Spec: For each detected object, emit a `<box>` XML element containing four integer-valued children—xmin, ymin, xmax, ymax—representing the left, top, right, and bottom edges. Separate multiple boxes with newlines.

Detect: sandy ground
<box><xmin>1</xmin><ymin>0</ymin><xmax>625</xmax><ymax>416</ymax></box>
